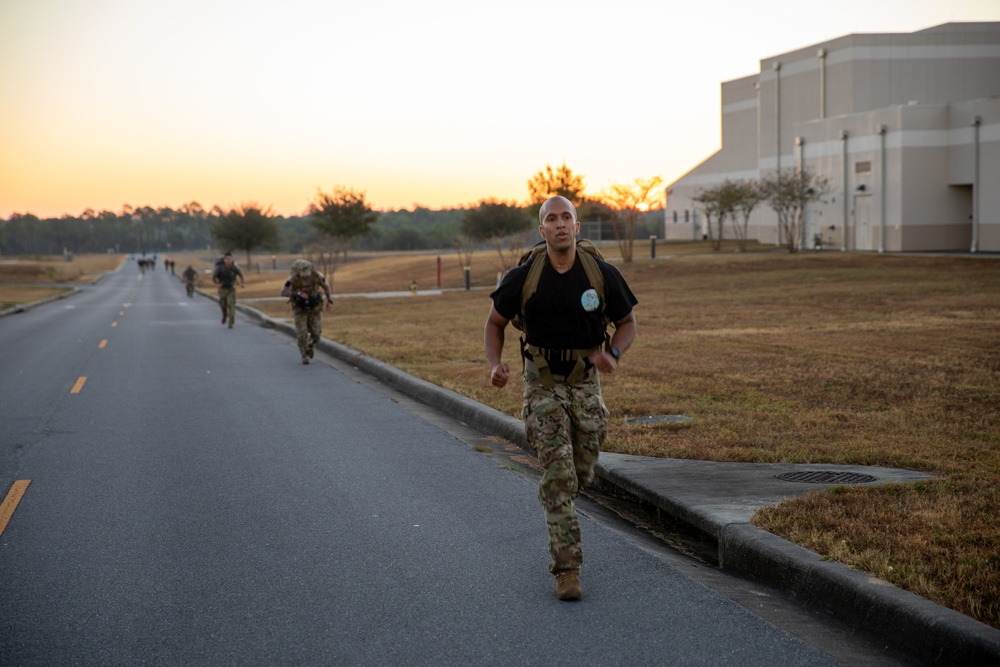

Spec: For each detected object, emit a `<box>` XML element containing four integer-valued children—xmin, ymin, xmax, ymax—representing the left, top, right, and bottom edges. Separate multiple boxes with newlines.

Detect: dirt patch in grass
<box><xmin>257</xmin><ymin>250</ymin><xmax>1000</xmax><ymax>628</ymax></box>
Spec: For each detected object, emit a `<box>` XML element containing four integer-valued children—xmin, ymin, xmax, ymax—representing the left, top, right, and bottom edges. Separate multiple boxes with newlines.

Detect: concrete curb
<box><xmin>596</xmin><ymin>460</ymin><xmax>720</xmax><ymax>537</ymax></box>
<box><xmin>241</xmin><ymin>301</ymin><xmax>1000</xmax><ymax>663</ymax></box>
<box><xmin>0</xmin><ymin>268</ymin><xmax>114</xmax><ymax>319</ymax></box>
<box><xmin>0</xmin><ymin>286</ymin><xmax>80</xmax><ymax>318</ymax></box>
<box><xmin>262</xmin><ymin>313</ymin><xmax>528</xmax><ymax>449</ymax></box>
<box><xmin>720</xmin><ymin>524</ymin><xmax>1000</xmax><ymax>664</ymax></box>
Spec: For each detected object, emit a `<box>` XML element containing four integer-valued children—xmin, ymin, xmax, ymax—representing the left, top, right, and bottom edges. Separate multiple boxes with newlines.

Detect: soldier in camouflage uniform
<box><xmin>182</xmin><ymin>264</ymin><xmax>199</xmax><ymax>297</ymax></box>
<box><xmin>280</xmin><ymin>259</ymin><xmax>333</xmax><ymax>364</ymax></box>
<box><xmin>485</xmin><ymin>196</ymin><xmax>637</xmax><ymax>601</ymax></box>
<box><xmin>212</xmin><ymin>253</ymin><xmax>245</xmax><ymax>328</ymax></box>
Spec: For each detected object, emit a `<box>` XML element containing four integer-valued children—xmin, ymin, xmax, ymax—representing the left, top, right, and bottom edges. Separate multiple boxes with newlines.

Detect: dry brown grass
<box><xmin>0</xmin><ymin>254</ymin><xmax>126</xmax><ymax>307</ymax></box>
<box><xmin>0</xmin><ymin>253</ymin><xmax>124</xmax><ymax>285</ymax></box>
<box><xmin>0</xmin><ymin>284</ymin><xmax>72</xmax><ymax>308</ymax></box>
<box><xmin>254</xmin><ymin>248</ymin><xmax>1000</xmax><ymax>628</ymax></box>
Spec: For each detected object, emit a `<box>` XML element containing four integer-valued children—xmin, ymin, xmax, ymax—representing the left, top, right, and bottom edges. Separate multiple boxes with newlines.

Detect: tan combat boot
<box><xmin>555</xmin><ymin>569</ymin><xmax>582</xmax><ymax>601</ymax></box>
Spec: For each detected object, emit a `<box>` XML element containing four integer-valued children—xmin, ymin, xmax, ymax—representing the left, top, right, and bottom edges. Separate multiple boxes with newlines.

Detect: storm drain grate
<box><xmin>776</xmin><ymin>471</ymin><xmax>878</xmax><ymax>484</ymax></box>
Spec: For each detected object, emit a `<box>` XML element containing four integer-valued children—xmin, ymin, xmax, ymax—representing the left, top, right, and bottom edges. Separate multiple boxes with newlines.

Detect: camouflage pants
<box><xmin>218</xmin><ymin>287</ymin><xmax>237</xmax><ymax>325</ymax></box>
<box><xmin>522</xmin><ymin>368</ymin><xmax>608</xmax><ymax>574</ymax></box>
<box><xmin>293</xmin><ymin>306</ymin><xmax>323</xmax><ymax>357</ymax></box>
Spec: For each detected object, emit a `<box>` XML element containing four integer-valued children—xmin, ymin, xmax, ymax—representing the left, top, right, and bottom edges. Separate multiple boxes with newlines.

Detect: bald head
<box><xmin>538</xmin><ymin>196</ymin><xmax>577</xmax><ymax>224</ymax></box>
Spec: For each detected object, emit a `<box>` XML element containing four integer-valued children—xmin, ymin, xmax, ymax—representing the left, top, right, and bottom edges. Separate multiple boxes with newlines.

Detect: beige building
<box><xmin>663</xmin><ymin>22</ymin><xmax>1000</xmax><ymax>252</ymax></box>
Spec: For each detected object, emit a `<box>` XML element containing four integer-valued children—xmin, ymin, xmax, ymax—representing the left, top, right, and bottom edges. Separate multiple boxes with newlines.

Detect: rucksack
<box><xmin>511</xmin><ymin>238</ymin><xmax>606</xmax><ymax>332</ymax></box>
<box><xmin>288</xmin><ymin>270</ymin><xmax>325</xmax><ymax>309</ymax></box>
<box><xmin>511</xmin><ymin>239</ymin><xmax>612</xmax><ymax>387</ymax></box>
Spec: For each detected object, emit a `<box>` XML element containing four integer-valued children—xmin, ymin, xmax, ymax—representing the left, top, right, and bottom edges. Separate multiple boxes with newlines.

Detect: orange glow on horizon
<box><xmin>2</xmin><ymin>1</ymin><xmax>996</xmax><ymax>221</ymax></box>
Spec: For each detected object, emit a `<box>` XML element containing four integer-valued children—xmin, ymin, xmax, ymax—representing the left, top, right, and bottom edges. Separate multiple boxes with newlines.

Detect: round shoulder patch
<box><xmin>581</xmin><ymin>288</ymin><xmax>600</xmax><ymax>312</ymax></box>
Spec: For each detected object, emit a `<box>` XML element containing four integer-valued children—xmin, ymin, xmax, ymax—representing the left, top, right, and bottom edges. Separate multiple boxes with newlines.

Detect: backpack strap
<box><xmin>514</xmin><ymin>249</ymin><xmax>547</xmax><ymax>377</ymax></box>
<box><xmin>519</xmin><ymin>252</ymin><xmax>547</xmax><ymax>319</ymax></box>
<box><xmin>576</xmin><ymin>250</ymin><xmax>605</xmax><ymax>312</ymax></box>
<box><xmin>518</xmin><ymin>242</ymin><xmax>604</xmax><ymax>320</ymax></box>
<box><xmin>515</xmin><ymin>240</ymin><xmax>612</xmax><ymax>384</ymax></box>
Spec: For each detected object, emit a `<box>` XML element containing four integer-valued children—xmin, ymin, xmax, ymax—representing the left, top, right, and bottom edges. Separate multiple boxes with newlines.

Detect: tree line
<box><xmin>0</xmin><ymin>200</ymin><xmax>460</xmax><ymax>259</ymax></box>
<box><xmin>0</xmin><ymin>164</ymin><xmax>665</xmax><ymax>264</ymax></box>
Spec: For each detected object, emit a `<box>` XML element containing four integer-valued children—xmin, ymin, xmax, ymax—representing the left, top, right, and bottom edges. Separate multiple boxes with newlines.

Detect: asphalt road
<box><xmin>0</xmin><ymin>261</ymin><xmax>883</xmax><ymax>666</ymax></box>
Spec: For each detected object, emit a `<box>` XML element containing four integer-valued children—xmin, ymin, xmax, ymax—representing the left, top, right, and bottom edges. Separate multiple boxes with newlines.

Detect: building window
<box><xmin>672</xmin><ymin>210</ymin><xmax>678</xmax><ymax>223</ymax></box>
<box><xmin>684</xmin><ymin>210</ymin><xmax>690</xmax><ymax>222</ymax></box>
<box><xmin>855</xmin><ymin>161</ymin><xmax>872</xmax><ymax>174</ymax></box>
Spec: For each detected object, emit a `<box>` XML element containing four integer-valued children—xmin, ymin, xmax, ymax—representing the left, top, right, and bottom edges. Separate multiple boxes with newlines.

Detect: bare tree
<box><xmin>453</xmin><ymin>235</ymin><xmax>475</xmax><ymax>272</ymax></box>
<box><xmin>693</xmin><ymin>186</ymin><xmax>728</xmax><ymax>251</ymax></box>
<box><xmin>303</xmin><ymin>237</ymin><xmax>348</xmax><ymax>283</ymax></box>
<box><xmin>452</xmin><ymin>234</ymin><xmax>478</xmax><ymax>289</ymax></box>
<box><xmin>760</xmin><ymin>169</ymin><xmax>830</xmax><ymax>252</ymax></box>
<box><xmin>599</xmin><ymin>176</ymin><xmax>664</xmax><ymax>262</ymax></box>
<box><xmin>727</xmin><ymin>180</ymin><xmax>766</xmax><ymax>251</ymax></box>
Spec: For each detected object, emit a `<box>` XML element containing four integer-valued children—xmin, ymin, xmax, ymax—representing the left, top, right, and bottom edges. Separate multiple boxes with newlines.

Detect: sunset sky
<box><xmin>2</xmin><ymin>0</ymin><xmax>998</xmax><ymax>219</ymax></box>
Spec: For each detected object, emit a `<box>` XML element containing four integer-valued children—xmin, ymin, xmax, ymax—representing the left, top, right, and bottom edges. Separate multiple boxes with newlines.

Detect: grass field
<box><xmin>4</xmin><ymin>247</ymin><xmax>999</xmax><ymax>628</ymax></box>
<box><xmin>0</xmin><ymin>253</ymin><xmax>125</xmax><ymax>308</ymax></box>
<box><xmin>249</xmin><ymin>246</ymin><xmax>999</xmax><ymax>629</ymax></box>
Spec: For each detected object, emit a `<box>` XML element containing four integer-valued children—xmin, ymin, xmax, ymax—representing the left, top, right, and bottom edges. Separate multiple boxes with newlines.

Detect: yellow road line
<box><xmin>0</xmin><ymin>480</ymin><xmax>30</xmax><ymax>537</ymax></box>
<box><xmin>99</xmin><ymin>339</ymin><xmax>108</xmax><ymax>349</ymax></box>
<box><xmin>111</xmin><ymin>321</ymin><xmax>117</xmax><ymax>328</ymax></box>
<box><xmin>70</xmin><ymin>376</ymin><xmax>87</xmax><ymax>394</ymax></box>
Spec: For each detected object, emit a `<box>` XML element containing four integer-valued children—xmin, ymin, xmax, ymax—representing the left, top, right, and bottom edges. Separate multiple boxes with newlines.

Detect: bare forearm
<box><xmin>484</xmin><ymin>305</ymin><xmax>512</xmax><ymax>388</ymax></box>
<box><xmin>485</xmin><ymin>324</ymin><xmax>505</xmax><ymax>368</ymax></box>
<box><xmin>610</xmin><ymin>314</ymin><xmax>637</xmax><ymax>355</ymax></box>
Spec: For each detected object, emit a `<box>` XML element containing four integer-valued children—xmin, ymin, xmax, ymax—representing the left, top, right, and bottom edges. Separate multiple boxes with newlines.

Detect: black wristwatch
<box><xmin>610</xmin><ymin>347</ymin><xmax>621</xmax><ymax>361</ymax></box>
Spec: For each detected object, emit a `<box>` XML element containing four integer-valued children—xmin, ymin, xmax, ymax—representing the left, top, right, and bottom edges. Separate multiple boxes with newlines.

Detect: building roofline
<box><xmin>914</xmin><ymin>21</ymin><xmax>1000</xmax><ymax>35</ymax></box>
<box><xmin>722</xmin><ymin>22</ymin><xmax>1000</xmax><ymax>81</ymax></box>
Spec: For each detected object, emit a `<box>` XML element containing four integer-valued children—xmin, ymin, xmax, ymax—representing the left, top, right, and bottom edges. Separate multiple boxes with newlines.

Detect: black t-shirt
<box><xmin>491</xmin><ymin>253</ymin><xmax>637</xmax><ymax>354</ymax></box>
<box><xmin>213</xmin><ymin>263</ymin><xmax>243</xmax><ymax>288</ymax></box>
